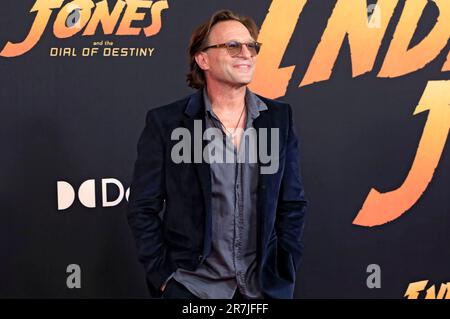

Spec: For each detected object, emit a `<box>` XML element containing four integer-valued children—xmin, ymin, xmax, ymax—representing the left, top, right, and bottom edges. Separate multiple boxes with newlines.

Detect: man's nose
<box><xmin>239</xmin><ymin>44</ymin><xmax>253</xmax><ymax>58</ymax></box>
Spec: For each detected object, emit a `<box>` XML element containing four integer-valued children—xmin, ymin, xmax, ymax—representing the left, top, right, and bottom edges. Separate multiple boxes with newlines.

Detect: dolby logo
<box><xmin>57</xmin><ymin>178</ymin><xmax>130</xmax><ymax>211</ymax></box>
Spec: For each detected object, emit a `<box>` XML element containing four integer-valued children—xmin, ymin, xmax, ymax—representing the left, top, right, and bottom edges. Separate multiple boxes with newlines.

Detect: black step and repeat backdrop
<box><xmin>1</xmin><ymin>0</ymin><xmax>449</xmax><ymax>298</ymax></box>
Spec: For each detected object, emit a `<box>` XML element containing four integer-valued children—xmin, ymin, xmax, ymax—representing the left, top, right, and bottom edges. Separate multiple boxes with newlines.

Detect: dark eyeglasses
<box><xmin>202</xmin><ymin>41</ymin><xmax>262</xmax><ymax>57</ymax></box>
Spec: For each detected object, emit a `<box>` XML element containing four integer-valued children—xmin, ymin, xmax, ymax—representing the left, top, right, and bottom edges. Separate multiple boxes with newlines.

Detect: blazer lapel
<box><xmin>253</xmin><ymin>109</ymin><xmax>274</xmax><ymax>260</ymax></box>
<box><xmin>182</xmin><ymin>90</ymin><xmax>212</xmax><ymax>258</ymax></box>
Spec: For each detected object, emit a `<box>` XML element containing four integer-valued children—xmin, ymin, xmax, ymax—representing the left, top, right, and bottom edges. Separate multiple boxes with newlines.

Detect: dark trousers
<box><xmin>161</xmin><ymin>279</ymin><xmax>246</xmax><ymax>299</ymax></box>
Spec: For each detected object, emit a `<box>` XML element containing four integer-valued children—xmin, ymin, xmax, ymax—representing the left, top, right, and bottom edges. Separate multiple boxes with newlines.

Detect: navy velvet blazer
<box><xmin>127</xmin><ymin>89</ymin><xmax>308</xmax><ymax>298</ymax></box>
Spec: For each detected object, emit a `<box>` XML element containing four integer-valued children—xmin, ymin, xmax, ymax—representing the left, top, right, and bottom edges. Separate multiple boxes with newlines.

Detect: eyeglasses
<box><xmin>202</xmin><ymin>41</ymin><xmax>262</xmax><ymax>57</ymax></box>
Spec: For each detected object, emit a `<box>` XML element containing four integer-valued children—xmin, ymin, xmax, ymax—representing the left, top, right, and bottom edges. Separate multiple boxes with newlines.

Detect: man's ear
<box><xmin>194</xmin><ymin>52</ymin><xmax>210</xmax><ymax>71</ymax></box>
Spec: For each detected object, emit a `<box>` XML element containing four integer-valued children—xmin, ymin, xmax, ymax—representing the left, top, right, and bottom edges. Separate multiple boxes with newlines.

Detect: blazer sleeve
<box><xmin>127</xmin><ymin>109</ymin><xmax>177</xmax><ymax>295</ymax></box>
<box><xmin>276</xmin><ymin>104</ymin><xmax>309</xmax><ymax>271</ymax></box>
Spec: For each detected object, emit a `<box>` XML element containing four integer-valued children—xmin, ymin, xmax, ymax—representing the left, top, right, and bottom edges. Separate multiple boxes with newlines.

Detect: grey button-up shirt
<box><xmin>172</xmin><ymin>87</ymin><xmax>267</xmax><ymax>299</ymax></box>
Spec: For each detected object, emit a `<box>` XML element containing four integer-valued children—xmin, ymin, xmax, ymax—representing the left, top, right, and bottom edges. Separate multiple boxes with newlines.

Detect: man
<box><xmin>127</xmin><ymin>9</ymin><xmax>308</xmax><ymax>299</ymax></box>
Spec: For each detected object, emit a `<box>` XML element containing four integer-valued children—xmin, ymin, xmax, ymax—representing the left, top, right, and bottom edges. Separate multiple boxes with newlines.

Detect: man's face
<box><xmin>197</xmin><ymin>20</ymin><xmax>257</xmax><ymax>88</ymax></box>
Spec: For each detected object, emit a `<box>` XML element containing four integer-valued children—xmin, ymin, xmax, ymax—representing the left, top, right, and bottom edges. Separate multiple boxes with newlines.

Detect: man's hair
<box><xmin>186</xmin><ymin>9</ymin><xmax>259</xmax><ymax>89</ymax></box>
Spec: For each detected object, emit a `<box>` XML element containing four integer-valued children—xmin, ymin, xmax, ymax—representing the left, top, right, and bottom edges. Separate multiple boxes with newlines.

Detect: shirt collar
<box><xmin>203</xmin><ymin>86</ymin><xmax>268</xmax><ymax>120</ymax></box>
